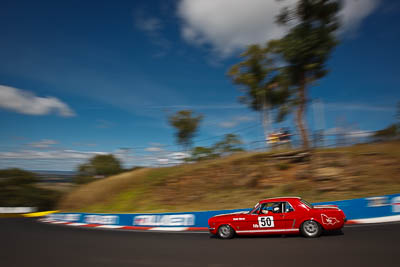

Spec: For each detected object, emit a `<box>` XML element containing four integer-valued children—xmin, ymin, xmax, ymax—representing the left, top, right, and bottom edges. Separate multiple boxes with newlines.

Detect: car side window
<box><xmin>260</xmin><ymin>204</ymin><xmax>268</xmax><ymax>214</ymax></box>
<box><xmin>285</xmin><ymin>202</ymin><xmax>295</xmax><ymax>213</ymax></box>
<box><xmin>260</xmin><ymin>202</ymin><xmax>284</xmax><ymax>214</ymax></box>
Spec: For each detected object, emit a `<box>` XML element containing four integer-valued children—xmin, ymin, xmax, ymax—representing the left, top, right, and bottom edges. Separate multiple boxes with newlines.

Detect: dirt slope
<box><xmin>59</xmin><ymin>141</ymin><xmax>400</xmax><ymax>213</ymax></box>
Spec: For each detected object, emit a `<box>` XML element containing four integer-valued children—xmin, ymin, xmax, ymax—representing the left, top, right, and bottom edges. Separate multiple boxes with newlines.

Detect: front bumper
<box><xmin>208</xmin><ymin>227</ymin><xmax>217</xmax><ymax>234</ymax></box>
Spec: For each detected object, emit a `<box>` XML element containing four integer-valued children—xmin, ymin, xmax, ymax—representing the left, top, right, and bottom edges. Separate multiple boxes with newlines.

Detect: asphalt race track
<box><xmin>1</xmin><ymin>218</ymin><xmax>399</xmax><ymax>267</ymax></box>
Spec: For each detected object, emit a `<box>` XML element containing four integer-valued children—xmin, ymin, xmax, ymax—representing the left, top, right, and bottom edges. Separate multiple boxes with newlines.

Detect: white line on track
<box><xmin>96</xmin><ymin>225</ymin><xmax>123</xmax><ymax>229</ymax></box>
<box><xmin>68</xmin><ymin>223</ymin><xmax>86</xmax><ymax>226</ymax></box>
<box><xmin>149</xmin><ymin>227</ymin><xmax>189</xmax><ymax>231</ymax></box>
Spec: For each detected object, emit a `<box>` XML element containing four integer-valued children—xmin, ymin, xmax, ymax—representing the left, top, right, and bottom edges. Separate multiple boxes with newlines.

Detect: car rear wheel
<box><xmin>300</xmin><ymin>220</ymin><xmax>322</xmax><ymax>238</ymax></box>
<box><xmin>217</xmin><ymin>224</ymin><xmax>235</xmax><ymax>239</ymax></box>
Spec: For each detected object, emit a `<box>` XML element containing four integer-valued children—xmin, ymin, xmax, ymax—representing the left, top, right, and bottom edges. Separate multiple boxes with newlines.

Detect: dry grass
<box><xmin>59</xmin><ymin>141</ymin><xmax>400</xmax><ymax>213</ymax></box>
<box><xmin>36</xmin><ymin>182</ymin><xmax>74</xmax><ymax>193</ymax></box>
<box><xmin>58</xmin><ymin>168</ymin><xmax>151</xmax><ymax>211</ymax></box>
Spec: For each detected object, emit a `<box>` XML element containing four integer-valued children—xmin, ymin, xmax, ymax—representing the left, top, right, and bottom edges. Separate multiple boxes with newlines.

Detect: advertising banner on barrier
<box><xmin>47</xmin><ymin>193</ymin><xmax>400</xmax><ymax>228</ymax></box>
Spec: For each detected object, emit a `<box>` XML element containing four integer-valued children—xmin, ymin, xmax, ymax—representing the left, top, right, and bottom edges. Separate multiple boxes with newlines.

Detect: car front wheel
<box><xmin>217</xmin><ymin>224</ymin><xmax>235</xmax><ymax>239</ymax></box>
<box><xmin>300</xmin><ymin>220</ymin><xmax>322</xmax><ymax>238</ymax></box>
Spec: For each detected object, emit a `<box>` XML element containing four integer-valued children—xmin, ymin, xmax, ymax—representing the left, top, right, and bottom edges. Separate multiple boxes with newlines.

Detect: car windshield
<box><xmin>249</xmin><ymin>203</ymin><xmax>260</xmax><ymax>214</ymax></box>
<box><xmin>300</xmin><ymin>199</ymin><xmax>313</xmax><ymax>208</ymax></box>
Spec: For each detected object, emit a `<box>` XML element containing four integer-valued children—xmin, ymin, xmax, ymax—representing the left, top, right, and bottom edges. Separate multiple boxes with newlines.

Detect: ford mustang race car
<box><xmin>208</xmin><ymin>197</ymin><xmax>346</xmax><ymax>239</ymax></box>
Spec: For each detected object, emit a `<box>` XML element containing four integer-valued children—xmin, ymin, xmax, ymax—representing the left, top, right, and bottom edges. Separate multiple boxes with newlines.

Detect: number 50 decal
<box><xmin>258</xmin><ymin>216</ymin><xmax>274</xmax><ymax>228</ymax></box>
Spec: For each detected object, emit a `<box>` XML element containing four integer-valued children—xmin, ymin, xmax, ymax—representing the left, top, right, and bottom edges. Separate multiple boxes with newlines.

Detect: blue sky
<box><xmin>0</xmin><ymin>0</ymin><xmax>399</xmax><ymax>170</ymax></box>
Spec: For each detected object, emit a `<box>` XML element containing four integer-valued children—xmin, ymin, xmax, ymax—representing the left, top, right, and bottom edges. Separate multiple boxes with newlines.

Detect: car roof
<box><xmin>259</xmin><ymin>197</ymin><xmax>301</xmax><ymax>203</ymax></box>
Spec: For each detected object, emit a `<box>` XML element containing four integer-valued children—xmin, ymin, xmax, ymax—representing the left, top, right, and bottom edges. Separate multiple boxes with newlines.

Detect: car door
<box><xmin>257</xmin><ymin>202</ymin><xmax>286</xmax><ymax>231</ymax></box>
<box><xmin>281</xmin><ymin>201</ymin><xmax>296</xmax><ymax>229</ymax></box>
<box><xmin>239</xmin><ymin>204</ymin><xmax>261</xmax><ymax>231</ymax></box>
<box><xmin>239</xmin><ymin>202</ymin><xmax>285</xmax><ymax>232</ymax></box>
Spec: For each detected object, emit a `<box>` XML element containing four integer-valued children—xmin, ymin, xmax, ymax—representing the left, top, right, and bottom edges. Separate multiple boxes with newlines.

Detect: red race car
<box><xmin>208</xmin><ymin>197</ymin><xmax>346</xmax><ymax>239</ymax></box>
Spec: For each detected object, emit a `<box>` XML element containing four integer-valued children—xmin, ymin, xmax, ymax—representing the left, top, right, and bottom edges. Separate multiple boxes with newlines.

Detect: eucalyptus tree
<box><xmin>229</xmin><ymin>0</ymin><xmax>341</xmax><ymax>149</ymax></box>
<box><xmin>228</xmin><ymin>44</ymin><xmax>290</xmax><ymax>141</ymax></box>
<box><xmin>213</xmin><ymin>133</ymin><xmax>244</xmax><ymax>155</ymax></box>
<box><xmin>275</xmin><ymin>0</ymin><xmax>341</xmax><ymax>148</ymax></box>
<box><xmin>168</xmin><ymin>110</ymin><xmax>203</xmax><ymax>151</ymax></box>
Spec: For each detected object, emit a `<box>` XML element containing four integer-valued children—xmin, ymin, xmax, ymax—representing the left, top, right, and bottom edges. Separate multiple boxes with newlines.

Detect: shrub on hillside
<box><xmin>373</xmin><ymin>124</ymin><xmax>399</xmax><ymax>141</ymax></box>
<box><xmin>0</xmin><ymin>169</ymin><xmax>60</xmax><ymax>210</ymax></box>
<box><xmin>188</xmin><ymin>146</ymin><xmax>219</xmax><ymax>162</ymax></box>
<box><xmin>276</xmin><ymin>163</ymin><xmax>290</xmax><ymax>170</ymax></box>
<box><xmin>74</xmin><ymin>154</ymin><xmax>123</xmax><ymax>184</ymax></box>
<box><xmin>73</xmin><ymin>175</ymin><xmax>95</xmax><ymax>185</ymax></box>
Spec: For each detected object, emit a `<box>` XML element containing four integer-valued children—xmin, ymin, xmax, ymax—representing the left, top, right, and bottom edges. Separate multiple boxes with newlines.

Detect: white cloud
<box><xmin>178</xmin><ymin>0</ymin><xmax>381</xmax><ymax>57</ymax></box>
<box><xmin>236</xmin><ymin>115</ymin><xmax>255</xmax><ymax>122</ymax></box>
<box><xmin>157</xmin><ymin>152</ymin><xmax>190</xmax><ymax>165</ymax></box>
<box><xmin>28</xmin><ymin>139</ymin><xmax>58</xmax><ymax>149</ymax></box>
<box><xmin>145</xmin><ymin>147</ymin><xmax>164</xmax><ymax>152</ymax></box>
<box><xmin>339</xmin><ymin>0</ymin><xmax>381</xmax><ymax>34</ymax></box>
<box><xmin>218</xmin><ymin>115</ymin><xmax>256</xmax><ymax>128</ymax></box>
<box><xmin>149</xmin><ymin>103</ymin><xmax>244</xmax><ymax>110</ymax></box>
<box><xmin>347</xmin><ymin>130</ymin><xmax>373</xmax><ymax>138</ymax></box>
<box><xmin>0</xmin><ymin>85</ymin><xmax>75</xmax><ymax>116</ymax></box>
<box><xmin>219</xmin><ymin>121</ymin><xmax>238</xmax><ymax>128</ymax></box>
<box><xmin>72</xmin><ymin>142</ymin><xmax>98</xmax><ymax>147</ymax></box>
<box><xmin>134</xmin><ymin>11</ymin><xmax>171</xmax><ymax>57</ymax></box>
<box><xmin>178</xmin><ymin>0</ymin><xmax>292</xmax><ymax>56</ymax></box>
<box><xmin>325</xmin><ymin>102</ymin><xmax>395</xmax><ymax>112</ymax></box>
<box><xmin>324</xmin><ymin>128</ymin><xmax>373</xmax><ymax>138</ymax></box>
<box><xmin>0</xmin><ymin>149</ymin><xmax>106</xmax><ymax>160</ymax></box>
<box><xmin>157</xmin><ymin>158</ymin><xmax>170</xmax><ymax>165</ymax></box>
<box><xmin>0</xmin><ymin>143</ymin><xmax>192</xmax><ymax>170</ymax></box>
<box><xmin>0</xmin><ymin>149</ymin><xmax>120</xmax><ymax>171</ymax></box>
<box><xmin>169</xmin><ymin>152</ymin><xmax>190</xmax><ymax>160</ymax></box>
<box><xmin>324</xmin><ymin>127</ymin><xmax>340</xmax><ymax>135</ymax></box>
<box><xmin>96</xmin><ymin>119</ymin><xmax>114</xmax><ymax>129</ymax></box>
<box><xmin>135</xmin><ymin>16</ymin><xmax>162</xmax><ymax>33</ymax></box>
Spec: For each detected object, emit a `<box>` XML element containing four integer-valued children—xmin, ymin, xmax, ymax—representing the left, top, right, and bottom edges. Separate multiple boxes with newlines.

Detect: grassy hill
<box><xmin>59</xmin><ymin>141</ymin><xmax>400</xmax><ymax>213</ymax></box>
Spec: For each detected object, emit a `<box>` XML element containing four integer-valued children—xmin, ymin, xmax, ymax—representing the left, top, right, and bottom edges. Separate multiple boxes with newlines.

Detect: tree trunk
<box><xmin>261</xmin><ymin>104</ymin><xmax>270</xmax><ymax>148</ymax></box>
<box><xmin>297</xmin><ymin>74</ymin><xmax>310</xmax><ymax>149</ymax></box>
